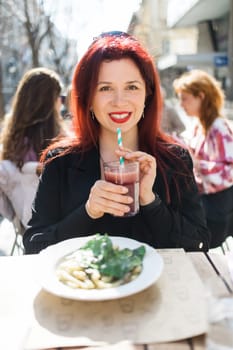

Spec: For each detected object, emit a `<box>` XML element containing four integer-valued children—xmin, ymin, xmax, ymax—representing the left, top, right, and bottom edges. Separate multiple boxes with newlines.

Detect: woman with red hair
<box><xmin>23</xmin><ymin>32</ymin><xmax>210</xmax><ymax>254</ymax></box>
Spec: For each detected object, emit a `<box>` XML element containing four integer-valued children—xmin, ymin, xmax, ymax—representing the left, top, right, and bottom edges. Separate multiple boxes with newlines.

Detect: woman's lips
<box><xmin>109</xmin><ymin>112</ymin><xmax>131</xmax><ymax>124</ymax></box>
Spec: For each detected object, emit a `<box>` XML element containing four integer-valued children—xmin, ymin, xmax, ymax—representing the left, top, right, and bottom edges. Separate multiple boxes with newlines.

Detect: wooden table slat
<box><xmin>207</xmin><ymin>252</ymin><xmax>233</xmax><ymax>293</ymax></box>
<box><xmin>187</xmin><ymin>252</ymin><xmax>231</xmax><ymax>296</ymax></box>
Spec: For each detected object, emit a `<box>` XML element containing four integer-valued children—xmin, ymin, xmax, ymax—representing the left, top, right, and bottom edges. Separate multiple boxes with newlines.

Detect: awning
<box><xmin>167</xmin><ymin>0</ymin><xmax>229</xmax><ymax>28</ymax></box>
<box><xmin>157</xmin><ymin>52</ymin><xmax>228</xmax><ymax>70</ymax></box>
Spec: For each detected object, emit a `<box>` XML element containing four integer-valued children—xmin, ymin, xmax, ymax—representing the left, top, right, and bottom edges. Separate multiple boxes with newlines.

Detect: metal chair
<box><xmin>221</xmin><ymin>236</ymin><xmax>233</xmax><ymax>254</ymax></box>
<box><xmin>10</xmin><ymin>216</ymin><xmax>25</xmax><ymax>255</ymax></box>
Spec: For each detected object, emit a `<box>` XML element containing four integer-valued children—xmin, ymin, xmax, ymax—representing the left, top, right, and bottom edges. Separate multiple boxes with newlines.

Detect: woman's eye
<box><xmin>99</xmin><ymin>86</ymin><xmax>111</xmax><ymax>91</ymax></box>
<box><xmin>127</xmin><ymin>85</ymin><xmax>138</xmax><ymax>90</ymax></box>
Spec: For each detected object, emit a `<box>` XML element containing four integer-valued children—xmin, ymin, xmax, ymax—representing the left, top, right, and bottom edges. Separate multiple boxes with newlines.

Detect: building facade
<box><xmin>129</xmin><ymin>0</ymin><xmax>233</xmax><ymax>100</ymax></box>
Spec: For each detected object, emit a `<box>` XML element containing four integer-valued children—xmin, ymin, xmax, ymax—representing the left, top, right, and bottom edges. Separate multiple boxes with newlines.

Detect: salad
<box><xmin>56</xmin><ymin>234</ymin><xmax>146</xmax><ymax>289</ymax></box>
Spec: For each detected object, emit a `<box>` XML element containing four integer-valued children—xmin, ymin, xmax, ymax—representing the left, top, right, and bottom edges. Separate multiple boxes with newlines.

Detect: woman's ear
<box><xmin>199</xmin><ymin>92</ymin><xmax>205</xmax><ymax>100</ymax></box>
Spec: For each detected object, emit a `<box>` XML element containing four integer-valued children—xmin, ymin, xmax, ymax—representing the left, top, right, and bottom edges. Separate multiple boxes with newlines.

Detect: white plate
<box><xmin>38</xmin><ymin>235</ymin><xmax>164</xmax><ymax>301</ymax></box>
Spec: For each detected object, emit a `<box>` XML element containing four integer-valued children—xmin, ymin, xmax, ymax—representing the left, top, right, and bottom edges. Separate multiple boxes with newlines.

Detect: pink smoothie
<box><xmin>104</xmin><ymin>170</ymin><xmax>139</xmax><ymax>216</ymax></box>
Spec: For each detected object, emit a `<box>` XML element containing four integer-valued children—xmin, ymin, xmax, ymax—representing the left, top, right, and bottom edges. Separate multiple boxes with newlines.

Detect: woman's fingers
<box><xmin>86</xmin><ymin>180</ymin><xmax>133</xmax><ymax>218</ymax></box>
<box><xmin>116</xmin><ymin>148</ymin><xmax>156</xmax><ymax>166</ymax></box>
<box><xmin>115</xmin><ymin>149</ymin><xmax>157</xmax><ymax>206</ymax></box>
<box><xmin>86</xmin><ymin>148</ymin><xmax>157</xmax><ymax>219</ymax></box>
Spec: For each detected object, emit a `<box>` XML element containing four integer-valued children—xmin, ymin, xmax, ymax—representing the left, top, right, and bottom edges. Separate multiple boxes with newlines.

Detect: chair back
<box><xmin>10</xmin><ymin>215</ymin><xmax>25</xmax><ymax>255</ymax></box>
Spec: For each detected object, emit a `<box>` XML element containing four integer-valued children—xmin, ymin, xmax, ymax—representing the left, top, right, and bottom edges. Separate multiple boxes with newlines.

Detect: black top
<box><xmin>23</xmin><ymin>145</ymin><xmax>210</xmax><ymax>254</ymax></box>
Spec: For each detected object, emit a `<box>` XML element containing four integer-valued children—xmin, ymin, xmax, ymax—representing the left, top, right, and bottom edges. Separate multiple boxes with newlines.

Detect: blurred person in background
<box><xmin>64</xmin><ymin>84</ymin><xmax>72</xmax><ymax>119</ymax></box>
<box><xmin>0</xmin><ymin>67</ymin><xmax>67</xmax><ymax>228</ymax></box>
<box><xmin>173</xmin><ymin>69</ymin><xmax>233</xmax><ymax>248</ymax></box>
<box><xmin>60</xmin><ymin>94</ymin><xmax>67</xmax><ymax>118</ymax></box>
<box><xmin>57</xmin><ymin>84</ymin><xmax>74</xmax><ymax>136</ymax></box>
<box><xmin>160</xmin><ymin>86</ymin><xmax>185</xmax><ymax>136</ymax></box>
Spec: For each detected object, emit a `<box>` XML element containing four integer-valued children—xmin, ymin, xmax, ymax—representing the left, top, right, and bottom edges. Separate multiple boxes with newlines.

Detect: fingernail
<box><xmin>122</xmin><ymin>187</ymin><xmax>128</xmax><ymax>193</ymax></box>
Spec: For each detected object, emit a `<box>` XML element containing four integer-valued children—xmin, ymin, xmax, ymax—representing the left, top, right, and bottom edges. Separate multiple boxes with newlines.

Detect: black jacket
<box><xmin>23</xmin><ymin>146</ymin><xmax>210</xmax><ymax>253</ymax></box>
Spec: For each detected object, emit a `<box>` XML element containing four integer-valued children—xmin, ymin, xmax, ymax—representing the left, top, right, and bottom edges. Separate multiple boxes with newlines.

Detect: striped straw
<box><xmin>117</xmin><ymin>128</ymin><xmax>124</xmax><ymax>165</ymax></box>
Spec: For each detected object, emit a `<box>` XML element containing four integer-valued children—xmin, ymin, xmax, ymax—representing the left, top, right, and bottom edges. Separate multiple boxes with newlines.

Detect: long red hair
<box><xmin>41</xmin><ymin>33</ymin><xmax>190</xmax><ymax>202</ymax></box>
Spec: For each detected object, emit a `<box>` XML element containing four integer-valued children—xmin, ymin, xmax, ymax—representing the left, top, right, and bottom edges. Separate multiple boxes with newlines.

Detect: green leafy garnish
<box><xmin>81</xmin><ymin>234</ymin><xmax>145</xmax><ymax>280</ymax></box>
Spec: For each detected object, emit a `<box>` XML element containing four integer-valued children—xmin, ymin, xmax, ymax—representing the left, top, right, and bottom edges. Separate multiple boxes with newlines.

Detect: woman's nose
<box><xmin>112</xmin><ymin>90</ymin><xmax>127</xmax><ymax>105</ymax></box>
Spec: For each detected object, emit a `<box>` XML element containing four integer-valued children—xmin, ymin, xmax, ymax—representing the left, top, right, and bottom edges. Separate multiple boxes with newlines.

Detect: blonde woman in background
<box><xmin>173</xmin><ymin>69</ymin><xmax>233</xmax><ymax>248</ymax></box>
<box><xmin>0</xmin><ymin>67</ymin><xmax>67</xmax><ymax>227</ymax></box>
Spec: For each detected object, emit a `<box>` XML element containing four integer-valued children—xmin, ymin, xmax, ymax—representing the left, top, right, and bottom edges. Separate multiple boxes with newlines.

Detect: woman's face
<box><xmin>178</xmin><ymin>91</ymin><xmax>202</xmax><ymax>117</ymax></box>
<box><xmin>91</xmin><ymin>58</ymin><xmax>146</xmax><ymax>135</ymax></box>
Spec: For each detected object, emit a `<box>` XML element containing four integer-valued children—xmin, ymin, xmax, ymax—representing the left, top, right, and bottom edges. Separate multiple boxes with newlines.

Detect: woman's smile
<box><xmin>109</xmin><ymin>111</ymin><xmax>131</xmax><ymax>124</ymax></box>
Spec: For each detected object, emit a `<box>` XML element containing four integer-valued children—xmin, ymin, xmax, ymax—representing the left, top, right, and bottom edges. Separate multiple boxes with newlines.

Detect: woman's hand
<box><xmin>116</xmin><ymin>148</ymin><xmax>156</xmax><ymax>206</ymax></box>
<box><xmin>85</xmin><ymin>180</ymin><xmax>133</xmax><ymax>219</ymax></box>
